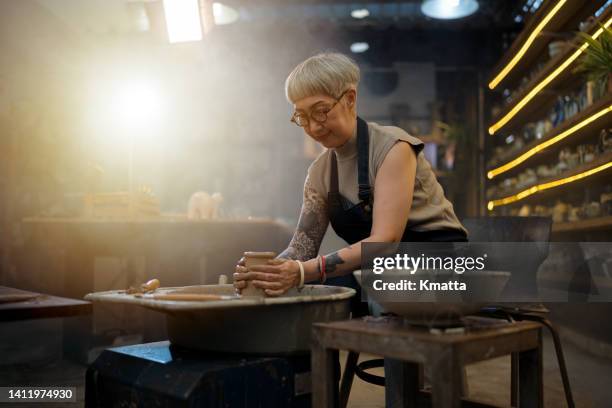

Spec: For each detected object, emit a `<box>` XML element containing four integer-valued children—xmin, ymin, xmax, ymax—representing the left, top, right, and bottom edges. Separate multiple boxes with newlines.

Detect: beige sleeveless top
<box><xmin>306</xmin><ymin>121</ymin><xmax>467</xmax><ymax>235</ymax></box>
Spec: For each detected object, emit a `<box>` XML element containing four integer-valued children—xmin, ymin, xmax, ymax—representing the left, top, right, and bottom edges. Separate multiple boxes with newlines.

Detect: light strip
<box><xmin>488</xmin><ymin>18</ymin><xmax>612</xmax><ymax>135</ymax></box>
<box><xmin>487</xmin><ymin>161</ymin><xmax>612</xmax><ymax>210</ymax></box>
<box><xmin>487</xmin><ymin>105</ymin><xmax>612</xmax><ymax>179</ymax></box>
<box><xmin>488</xmin><ymin>0</ymin><xmax>567</xmax><ymax>90</ymax></box>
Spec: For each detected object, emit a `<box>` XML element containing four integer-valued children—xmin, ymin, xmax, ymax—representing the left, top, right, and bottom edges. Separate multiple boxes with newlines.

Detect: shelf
<box><xmin>488</xmin><ymin>5</ymin><xmax>612</xmax><ymax>135</ymax></box>
<box><xmin>487</xmin><ymin>94</ymin><xmax>612</xmax><ymax>178</ymax></box>
<box><xmin>487</xmin><ymin>151</ymin><xmax>612</xmax><ymax>209</ymax></box>
<box><xmin>489</xmin><ymin>0</ymin><xmax>606</xmax><ymax>90</ymax></box>
<box><xmin>552</xmin><ymin>215</ymin><xmax>612</xmax><ymax>232</ymax></box>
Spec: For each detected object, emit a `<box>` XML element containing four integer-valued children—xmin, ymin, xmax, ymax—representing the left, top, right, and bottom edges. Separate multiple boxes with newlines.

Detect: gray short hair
<box><xmin>285</xmin><ymin>53</ymin><xmax>360</xmax><ymax>103</ymax></box>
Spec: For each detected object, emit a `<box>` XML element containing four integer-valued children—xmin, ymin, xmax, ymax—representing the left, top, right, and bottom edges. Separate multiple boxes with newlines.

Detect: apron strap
<box><xmin>330</xmin><ymin>151</ymin><xmax>339</xmax><ymax>194</ymax></box>
<box><xmin>356</xmin><ymin>117</ymin><xmax>372</xmax><ymax>205</ymax></box>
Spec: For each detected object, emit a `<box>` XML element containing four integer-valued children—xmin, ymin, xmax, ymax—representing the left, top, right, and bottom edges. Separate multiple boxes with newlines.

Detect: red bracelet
<box><xmin>320</xmin><ymin>255</ymin><xmax>326</xmax><ymax>283</ymax></box>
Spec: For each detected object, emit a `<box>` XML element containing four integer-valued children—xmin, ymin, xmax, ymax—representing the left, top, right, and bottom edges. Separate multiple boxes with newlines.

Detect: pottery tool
<box><xmin>137</xmin><ymin>293</ymin><xmax>239</xmax><ymax>301</ymax></box>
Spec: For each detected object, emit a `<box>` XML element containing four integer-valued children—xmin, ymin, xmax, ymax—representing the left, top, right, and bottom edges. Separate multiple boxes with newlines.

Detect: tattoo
<box><xmin>277</xmin><ymin>247</ymin><xmax>297</xmax><ymax>260</ymax></box>
<box><xmin>325</xmin><ymin>251</ymin><xmax>345</xmax><ymax>273</ymax></box>
<box><xmin>282</xmin><ymin>176</ymin><xmax>329</xmax><ymax>262</ymax></box>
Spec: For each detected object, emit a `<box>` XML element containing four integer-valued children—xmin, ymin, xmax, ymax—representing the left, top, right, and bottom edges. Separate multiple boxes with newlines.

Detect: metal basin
<box><xmin>85</xmin><ymin>284</ymin><xmax>355</xmax><ymax>354</ymax></box>
<box><xmin>353</xmin><ymin>270</ymin><xmax>510</xmax><ymax>327</ymax></box>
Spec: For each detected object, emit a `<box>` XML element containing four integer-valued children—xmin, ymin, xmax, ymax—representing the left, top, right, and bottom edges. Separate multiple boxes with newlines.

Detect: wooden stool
<box><xmin>312</xmin><ymin>317</ymin><xmax>543</xmax><ymax>408</ymax></box>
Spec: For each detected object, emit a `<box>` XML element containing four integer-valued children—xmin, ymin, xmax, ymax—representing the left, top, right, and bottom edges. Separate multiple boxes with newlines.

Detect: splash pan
<box><xmin>86</xmin><ymin>284</ymin><xmax>355</xmax><ymax>354</ymax></box>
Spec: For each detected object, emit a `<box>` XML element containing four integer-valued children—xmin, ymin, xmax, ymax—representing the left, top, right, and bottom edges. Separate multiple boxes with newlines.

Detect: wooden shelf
<box><xmin>489</xmin><ymin>0</ymin><xmax>606</xmax><ymax>90</ymax></box>
<box><xmin>489</xmin><ymin>4</ymin><xmax>612</xmax><ymax>134</ymax></box>
<box><xmin>489</xmin><ymin>151</ymin><xmax>612</xmax><ymax>203</ymax></box>
<box><xmin>552</xmin><ymin>215</ymin><xmax>612</xmax><ymax>232</ymax></box>
<box><xmin>487</xmin><ymin>94</ymin><xmax>612</xmax><ymax>174</ymax></box>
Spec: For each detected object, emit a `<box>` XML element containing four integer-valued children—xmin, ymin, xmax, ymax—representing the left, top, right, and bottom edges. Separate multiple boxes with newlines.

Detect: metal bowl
<box><xmin>85</xmin><ymin>284</ymin><xmax>355</xmax><ymax>354</ymax></box>
<box><xmin>353</xmin><ymin>270</ymin><xmax>510</xmax><ymax>327</ymax></box>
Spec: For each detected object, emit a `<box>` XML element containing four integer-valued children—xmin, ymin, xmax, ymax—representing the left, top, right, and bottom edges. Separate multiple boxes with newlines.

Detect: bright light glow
<box><xmin>488</xmin><ymin>105</ymin><xmax>612</xmax><ymax>179</ymax></box>
<box><xmin>489</xmin><ymin>17</ymin><xmax>612</xmax><ymax>135</ymax></box>
<box><xmin>162</xmin><ymin>0</ymin><xmax>203</xmax><ymax>43</ymax></box>
<box><xmin>213</xmin><ymin>2</ymin><xmax>239</xmax><ymax>25</ymax></box>
<box><xmin>351</xmin><ymin>8</ymin><xmax>370</xmax><ymax>19</ymax></box>
<box><xmin>350</xmin><ymin>42</ymin><xmax>369</xmax><ymax>53</ymax></box>
<box><xmin>487</xmin><ymin>161</ymin><xmax>612</xmax><ymax>210</ymax></box>
<box><xmin>488</xmin><ymin>0</ymin><xmax>567</xmax><ymax>90</ymax></box>
<box><xmin>421</xmin><ymin>0</ymin><xmax>479</xmax><ymax>20</ymax></box>
<box><xmin>112</xmin><ymin>81</ymin><xmax>163</xmax><ymax>130</ymax></box>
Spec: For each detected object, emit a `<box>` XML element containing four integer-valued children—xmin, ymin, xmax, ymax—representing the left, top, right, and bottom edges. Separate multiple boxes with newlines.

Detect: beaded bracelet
<box><xmin>319</xmin><ymin>255</ymin><xmax>327</xmax><ymax>283</ymax></box>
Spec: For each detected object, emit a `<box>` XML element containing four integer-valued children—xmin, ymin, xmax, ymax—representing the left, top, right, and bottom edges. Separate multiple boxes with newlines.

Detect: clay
<box><xmin>242</xmin><ymin>251</ymin><xmax>277</xmax><ymax>297</ymax></box>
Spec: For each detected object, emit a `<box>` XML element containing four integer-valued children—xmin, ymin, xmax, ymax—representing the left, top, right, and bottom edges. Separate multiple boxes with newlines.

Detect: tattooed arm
<box><xmin>235</xmin><ymin>142</ymin><xmax>416</xmax><ymax>293</ymax></box>
<box><xmin>299</xmin><ymin>142</ymin><xmax>417</xmax><ymax>280</ymax></box>
<box><xmin>277</xmin><ymin>175</ymin><xmax>329</xmax><ymax>262</ymax></box>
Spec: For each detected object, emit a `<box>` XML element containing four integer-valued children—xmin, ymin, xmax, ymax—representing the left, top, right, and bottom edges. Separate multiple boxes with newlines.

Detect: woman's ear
<box><xmin>345</xmin><ymin>89</ymin><xmax>357</xmax><ymax>108</ymax></box>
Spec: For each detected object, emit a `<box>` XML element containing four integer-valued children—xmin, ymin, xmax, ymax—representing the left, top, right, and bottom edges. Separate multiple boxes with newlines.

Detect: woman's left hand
<box><xmin>235</xmin><ymin>259</ymin><xmax>300</xmax><ymax>296</ymax></box>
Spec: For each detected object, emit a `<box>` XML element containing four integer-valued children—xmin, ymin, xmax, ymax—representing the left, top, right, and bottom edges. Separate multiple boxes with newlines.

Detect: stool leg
<box><xmin>340</xmin><ymin>351</ymin><xmax>359</xmax><ymax>408</ymax></box>
<box><xmin>312</xmin><ymin>333</ymin><xmax>339</xmax><ymax>408</ymax></box>
<box><xmin>524</xmin><ymin>317</ymin><xmax>575</xmax><ymax>408</ymax></box>
<box><xmin>384</xmin><ymin>359</ymin><xmax>421</xmax><ymax>408</ymax></box>
<box><xmin>430</xmin><ymin>354</ymin><xmax>461</xmax><ymax>408</ymax></box>
<box><xmin>518</xmin><ymin>331</ymin><xmax>543</xmax><ymax>408</ymax></box>
<box><xmin>511</xmin><ymin>352</ymin><xmax>519</xmax><ymax>407</ymax></box>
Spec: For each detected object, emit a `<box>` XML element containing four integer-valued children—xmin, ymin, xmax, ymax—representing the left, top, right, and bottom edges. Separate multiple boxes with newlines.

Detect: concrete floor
<box><xmin>1</xmin><ymin>330</ymin><xmax>611</xmax><ymax>407</ymax></box>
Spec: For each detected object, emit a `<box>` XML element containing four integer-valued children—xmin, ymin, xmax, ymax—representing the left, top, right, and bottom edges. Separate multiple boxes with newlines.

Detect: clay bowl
<box><xmin>353</xmin><ymin>269</ymin><xmax>510</xmax><ymax>327</ymax></box>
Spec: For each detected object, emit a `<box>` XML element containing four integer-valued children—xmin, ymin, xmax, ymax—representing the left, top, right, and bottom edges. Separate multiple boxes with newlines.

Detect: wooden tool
<box><xmin>139</xmin><ymin>293</ymin><xmax>238</xmax><ymax>301</ymax></box>
<box><xmin>0</xmin><ymin>293</ymin><xmax>39</xmax><ymax>303</ymax></box>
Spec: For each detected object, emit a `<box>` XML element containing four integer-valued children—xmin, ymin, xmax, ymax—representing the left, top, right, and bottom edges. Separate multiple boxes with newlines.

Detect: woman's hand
<box><xmin>233</xmin><ymin>257</ymin><xmax>247</xmax><ymax>294</ymax></box>
<box><xmin>233</xmin><ymin>259</ymin><xmax>300</xmax><ymax>296</ymax></box>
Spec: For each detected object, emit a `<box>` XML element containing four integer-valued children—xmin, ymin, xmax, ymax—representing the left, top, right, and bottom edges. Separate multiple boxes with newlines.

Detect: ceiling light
<box><xmin>162</xmin><ymin>0</ymin><xmax>203</xmax><ymax>43</ymax></box>
<box><xmin>350</xmin><ymin>42</ymin><xmax>369</xmax><ymax>53</ymax></box>
<box><xmin>351</xmin><ymin>9</ymin><xmax>370</xmax><ymax>19</ymax></box>
<box><xmin>213</xmin><ymin>2</ymin><xmax>239</xmax><ymax>25</ymax></box>
<box><xmin>421</xmin><ymin>0</ymin><xmax>479</xmax><ymax>20</ymax></box>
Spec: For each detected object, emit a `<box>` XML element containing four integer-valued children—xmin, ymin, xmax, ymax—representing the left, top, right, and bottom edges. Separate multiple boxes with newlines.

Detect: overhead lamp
<box><xmin>421</xmin><ymin>0</ymin><xmax>479</xmax><ymax>20</ymax></box>
<box><xmin>162</xmin><ymin>0</ymin><xmax>203</xmax><ymax>43</ymax></box>
<box><xmin>350</xmin><ymin>42</ymin><xmax>369</xmax><ymax>53</ymax></box>
<box><xmin>351</xmin><ymin>9</ymin><xmax>370</xmax><ymax>19</ymax></box>
<box><xmin>213</xmin><ymin>2</ymin><xmax>239</xmax><ymax>25</ymax></box>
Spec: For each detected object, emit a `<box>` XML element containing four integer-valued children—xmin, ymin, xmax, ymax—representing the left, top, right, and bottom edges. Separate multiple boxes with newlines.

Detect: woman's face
<box><xmin>292</xmin><ymin>90</ymin><xmax>356</xmax><ymax>148</ymax></box>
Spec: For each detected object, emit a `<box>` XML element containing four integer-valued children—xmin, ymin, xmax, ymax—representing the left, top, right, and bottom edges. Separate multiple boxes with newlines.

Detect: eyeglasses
<box><xmin>290</xmin><ymin>90</ymin><xmax>349</xmax><ymax>128</ymax></box>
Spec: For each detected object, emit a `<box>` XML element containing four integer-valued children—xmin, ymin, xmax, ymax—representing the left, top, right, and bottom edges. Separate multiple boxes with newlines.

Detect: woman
<box><xmin>233</xmin><ymin>53</ymin><xmax>467</xmax><ymax>302</ymax></box>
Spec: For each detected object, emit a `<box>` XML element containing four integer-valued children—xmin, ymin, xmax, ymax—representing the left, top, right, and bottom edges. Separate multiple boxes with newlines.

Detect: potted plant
<box><xmin>574</xmin><ymin>24</ymin><xmax>612</xmax><ymax>97</ymax></box>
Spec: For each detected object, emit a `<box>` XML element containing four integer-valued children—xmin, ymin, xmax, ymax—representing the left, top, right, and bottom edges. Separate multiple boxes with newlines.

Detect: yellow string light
<box><xmin>488</xmin><ymin>0</ymin><xmax>567</xmax><ymax>90</ymax></box>
<box><xmin>487</xmin><ymin>105</ymin><xmax>612</xmax><ymax>179</ymax></box>
<box><xmin>489</xmin><ymin>18</ymin><xmax>612</xmax><ymax>135</ymax></box>
<box><xmin>487</xmin><ymin>161</ymin><xmax>612</xmax><ymax>210</ymax></box>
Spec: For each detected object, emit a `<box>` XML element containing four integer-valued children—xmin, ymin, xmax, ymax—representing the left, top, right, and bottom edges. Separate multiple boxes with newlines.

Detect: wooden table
<box><xmin>0</xmin><ymin>286</ymin><xmax>91</xmax><ymax>321</ymax></box>
<box><xmin>16</xmin><ymin>217</ymin><xmax>292</xmax><ymax>297</ymax></box>
<box><xmin>311</xmin><ymin>317</ymin><xmax>543</xmax><ymax>408</ymax></box>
